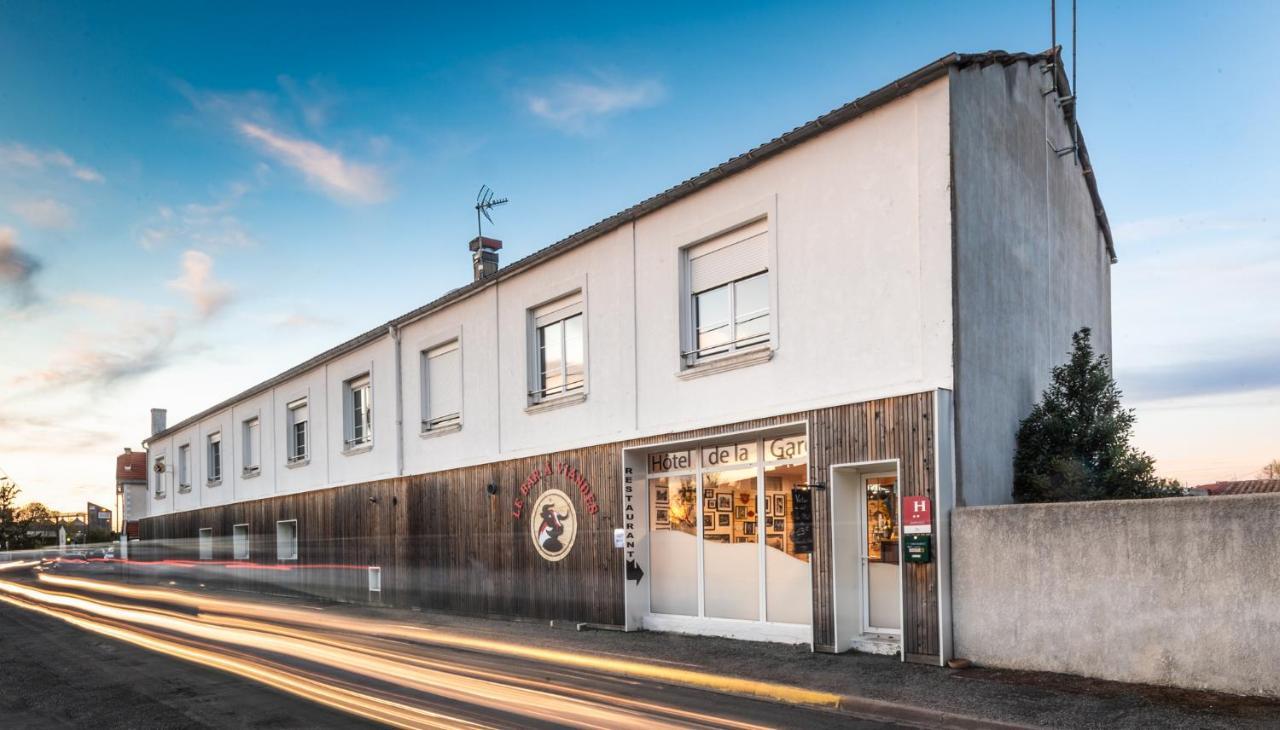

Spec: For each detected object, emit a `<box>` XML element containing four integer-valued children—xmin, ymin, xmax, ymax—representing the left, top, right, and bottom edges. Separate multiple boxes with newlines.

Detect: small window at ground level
<box><xmin>276</xmin><ymin>520</ymin><xmax>298</xmax><ymax>561</ymax></box>
<box><xmin>198</xmin><ymin>528</ymin><xmax>213</xmax><ymax>561</ymax></box>
<box><xmin>232</xmin><ymin>523</ymin><xmax>249</xmax><ymax>560</ymax></box>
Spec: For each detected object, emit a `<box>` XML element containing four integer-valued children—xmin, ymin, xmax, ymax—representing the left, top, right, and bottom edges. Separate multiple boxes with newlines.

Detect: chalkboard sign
<box><xmin>790</xmin><ymin>487</ymin><xmax>814</xmax><ymax>554</ymax></box>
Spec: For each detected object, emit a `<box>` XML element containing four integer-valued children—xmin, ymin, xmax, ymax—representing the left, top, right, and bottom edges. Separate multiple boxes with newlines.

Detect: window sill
<box><xmin>242</xmin><ymin>468</ymin><xmax>261</xmax><ymax>480</ymax></box>
<box><xmin>525</xmin><ymin>391</ymin><xmax>587</xmax><ymax>415</ymax></box>
<box><xmin>154</xmin><ymin>493</ymin><xmax>167</xmax><ymax>500</ymax></box>
<box><xmin>420</xmin><ymin>422</ymin><xmax>462</xmax><ymax>439</ymax></box>
<box><xmin>285</xmin><ymin>458</ymin><xmax>310</xmax><ymax>470</ymax></box>
<box><xmin>177</xmin><ymin>485</ymin><xmax>192</xmax><ymax>494</ymax></box>
<box><xmin>678</xmin><ymin>347</ymin><xmax>773</xmax><ymax>380</ymax></box>
<box><xmin>206</xmin><ymin>479</ymin><xmax>222</xmax><ymax>487</ymax></box>
<box><xmin>342</xmin><ymin>442</ymin><xmax>373</xmax><ymax>456</ymax></box>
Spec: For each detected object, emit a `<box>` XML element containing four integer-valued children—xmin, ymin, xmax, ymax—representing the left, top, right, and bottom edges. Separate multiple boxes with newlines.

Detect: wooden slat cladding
<box><xmin>141</xmin><ymin>391</ymin><xmax>938</xmax><ymax>656</ymax></box>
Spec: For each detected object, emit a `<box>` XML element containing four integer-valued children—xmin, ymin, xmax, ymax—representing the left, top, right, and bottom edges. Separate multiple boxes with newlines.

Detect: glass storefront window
<box><xmin>649</xmin><ymin>475</ymin><xmax>697</xmax><ymax>616</ymax></box>
<box><xmin>646</xmin><ymin>432</ymin><xmax>811</xmax><ymax>627</ymax></box>
<box><xmin>702</xmin><ymin>466</ymin><xmax>759</xmax><ymax>621</ymax></box>
<box><xmin>764</xmin><ymin>462</ymin><xmax>812</xmax><ymax>624</ymax></box>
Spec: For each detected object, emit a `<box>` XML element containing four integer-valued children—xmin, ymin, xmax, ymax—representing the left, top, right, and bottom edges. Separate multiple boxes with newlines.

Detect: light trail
<box><xmin>0</xmin><ymin>591</ymin><xmax>489</xmax><ymax>730</ymax></box>
<box><xmin>36</xmin><ymin>573</ymin><xmax>841</xmax><ymax>709</ymax></box>
<box><xmin>1</xmin><ymin>577</ymin><xmax>766</xmax><ymax>729</ymax></box>
<box><xmin>0</xmin><ymin>560</ymin><xmax>41</xmax><ymax>572</ymax></box>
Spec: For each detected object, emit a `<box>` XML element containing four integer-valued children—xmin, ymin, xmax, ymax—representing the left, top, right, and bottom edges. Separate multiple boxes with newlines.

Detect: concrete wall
<box><xmin>952</xmin><ymin>494</ymin><xmax>1280</xmax><ymax>698</ymax></box>
<box><xmin>949</xmin><ymin>59</ymin><xmax>1113</xmax><ymax>507</ymax></box>
<box><xmin>148</xmin><ymin>76</ymin><xmax>956</xmax><ymax>516</ymax></box>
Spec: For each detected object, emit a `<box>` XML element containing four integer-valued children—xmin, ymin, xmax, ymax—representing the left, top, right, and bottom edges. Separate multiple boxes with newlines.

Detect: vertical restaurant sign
<box><xmin>790</xmin><ymin>487</ymin><xmax>814</xmax><ymax>554</ymax></box>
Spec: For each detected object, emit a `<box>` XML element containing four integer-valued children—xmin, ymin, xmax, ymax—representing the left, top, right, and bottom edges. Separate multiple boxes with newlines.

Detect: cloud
<box><xmin>277</xmin><ymin>75</ymin><xmax>339</xmax><ymax>129</ymax></box>
<box><xmin>167</xmin><ymin>250</ymin><xmax>233</xmax><ymax>318</ymax></box>
<box><xmin>11</xmin><ymin>198</ymin><xmax>75</xmax><ymax>230</ymax></box>
<box><xmin>237</xmin><ymin>122</ymin><xmax>389</xmax><ymax>204</ymax></box>
<box><xmin>137</xmin><ymin>180</ymin><xmax>258</xmax><ymax>250</ymax></box>
<box><xmin>0</xmin><ymin>227</ymin><xmax>43</xmax><ymax>306</ymax></box>
<box><xmin>0</xmin><ymin>143</ymin><xmax>103</xmax><ymax>183</ymax></box>
<box><xmin>525</xmin><ymin>75</ymin><xmax>666</xmax><ymax>133</ymax></box>
<box><xmin>1118</xmin><ymin>348</ymin><xmax>1280</xmax><ymax>403</ymax></box>
<box><xmin>9</xmin><ymin>313</ymin><xmax>178</xmax><ymax>393</ymax></box>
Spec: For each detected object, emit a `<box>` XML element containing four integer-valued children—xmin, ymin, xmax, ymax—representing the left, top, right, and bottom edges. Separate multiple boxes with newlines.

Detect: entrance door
<box><xmin>861</xmin><ymin>475</ymin><xmax>901</xmax><ymax>634</ymax></box>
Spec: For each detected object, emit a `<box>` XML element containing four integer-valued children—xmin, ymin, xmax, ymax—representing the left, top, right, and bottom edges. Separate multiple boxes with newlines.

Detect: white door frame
<box><xmin>860</xmin><ymin>471</ymin><xmax>902</xmax><ymax>635</ymax></box>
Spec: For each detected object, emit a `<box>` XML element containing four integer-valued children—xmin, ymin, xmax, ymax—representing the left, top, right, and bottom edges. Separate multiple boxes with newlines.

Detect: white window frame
<box><xmin>242</xmin><ymin>415</ymin><xmax>261</xmax><ymax>476</ymax></box>
<box><xmin>344</xmin><ymin>374</ymin><xmax>373</xmax><ymax>450</ymax></box>
<box><xmin>421</xmin><ymin>338</ymin><xmax>462</xmax><ymax>433</ymax></box>
<box><xmin>527</xmin><ymin>290</ymin><xmax>587</xmax><ymax>406</ymax></box>
<box><xmin>232</xmin><ymin>523</ymin><xmax>250</xmax><ymax>560</ymax></box>
<box><xmin>286</xmin><ymin>397</ymin><xmax>309</xmax><ymax>464</ymax></box>
<box><xmin>177</xmin><ymin>443</ymin><xmax>191</xmax><ymax>493</ymax></box>
<box><xmin>198</xmin><ymin>527</ymin><xmax>213</xmax><ymax>561</ymax></box>
<box><xmin>677</xmin><ymin>197</ymin><xmax>780</xmax><ymax>372</ymax></box>
<box><xmin>206</xmin><ymin>431</ymin><xmax>223</xmax><ymax>484</ymax></box>
<box><xmin>276</xmin><ymin>519</ymin><xmax>298</xmax><ymax>561</ymax></box>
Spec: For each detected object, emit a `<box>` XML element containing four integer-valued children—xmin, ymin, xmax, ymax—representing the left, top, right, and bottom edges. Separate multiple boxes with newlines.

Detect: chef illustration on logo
<box><xmin>530</xmin><ymin>488</ymin><xmax>577</xmax><ymax>562</ymax></box>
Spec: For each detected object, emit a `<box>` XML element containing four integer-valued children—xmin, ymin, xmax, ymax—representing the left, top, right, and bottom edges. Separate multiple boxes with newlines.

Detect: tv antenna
<box><xmin>475</xmin><ymin>185</ymin><xmax>509</xmax><ymax>241</ymax></box>
<box><xmin>1046</xmin><ymin>0</ymin><xmax>1079</xmax><ymax>165</ymax></box>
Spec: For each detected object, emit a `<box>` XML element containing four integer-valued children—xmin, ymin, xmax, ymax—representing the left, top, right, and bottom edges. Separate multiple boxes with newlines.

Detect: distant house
<box><xmin>1195</xmin><ymin>479</ymin><xmax>1280</xmax><ymax>496</ymax></box>
<box><xmin>116</xmin><ymin>447</ymin><xmax>149</xmax><ymax>538</ymax></box>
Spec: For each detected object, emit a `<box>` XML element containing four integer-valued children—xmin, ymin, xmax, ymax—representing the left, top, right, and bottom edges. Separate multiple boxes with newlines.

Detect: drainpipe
<box><xmin>389</xmin><ymin>324</ymin><xmax>404</xmax><ymax>477</ymax></box>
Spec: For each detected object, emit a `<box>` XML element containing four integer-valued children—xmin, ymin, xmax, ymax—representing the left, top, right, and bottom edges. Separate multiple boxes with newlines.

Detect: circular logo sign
<box><xmin>530</xmin><ymin>488</ymin><xmax>577</xmax><ymax>562</ymax></box>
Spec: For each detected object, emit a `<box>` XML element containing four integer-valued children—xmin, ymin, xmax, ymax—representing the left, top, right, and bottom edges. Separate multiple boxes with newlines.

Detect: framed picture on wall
<box><xmin>744</xmin><ymin>521</ymin><xmax>757</xmax><ymax>535</ymax></box>
<box><xmin>775</xmin><ymin>494</ymin><xmax>785</xmax><ymax>515</ymax></box>
<box><xmin>704</xmin><ymin>495</ymin><xmax>715</xmax><ymax>511</ymax></box>
<box><xmin>717</xmin><ymin>494</ymin><xmax>732</xmax><ymax>511</ymax></box>
<box><xmin>766</xmin><ymin>536</ymin><xmax>783</xmax><ymax>550</ymax></box>
<box><xmin>703</xmin><ymin>512</ymin><xmax>717</xmax><ymax>531</ymax></box>
<box><xmin>734</xmin><ymin>505</ymin><xmax>747</xmax><ymax>520</ymax></box>
<box><xmin>772</xmin><ymin>517</ymin><xmax>785</xmax><ymax>532</ymax></box>
<box><xmin>765</xmin><ymin>499</ymin><xmax>773</xmax><ymax>517</ymax></box>
<box><xmin>718</xmin><ymin>512</ymin><xmax>730</xmax><ymax>527</ymax></box>
<box><xmin>655</xmin><ymin>486</ymin><xmax>668</xmax><ymax>504</ymax></box>
<box><xmin>655</xmin><ymin>508</ymin><xmax>668</xmax><ymax>525</ymax></box>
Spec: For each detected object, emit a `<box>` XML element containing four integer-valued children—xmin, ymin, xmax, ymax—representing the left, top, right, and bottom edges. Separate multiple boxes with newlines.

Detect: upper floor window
<box><xmin>286</xmin><ymin>398</ymin><xmax>308</xmax><ymax>463</ymax></box>
<box><xmin>207</xmin><ymin>431</ymin><xmax>222</xmax><ymax>483</ymax></box>
<box><xmin>154</xmin><ymin>456</ymin><xmax>167</xmax><ymax>498</ymax></box>
<box><xmin>177</xmin><ymin>444</ymin><xmax>191</xmax><ymax>492</ymax></box>
<box><xmin>683</xmin><ymin>218</ymin><xmax>771</xmax><ymax>366</ymax></box>
<box><xmin>529</xmin><ymin>294</ymin><xmax>585</xmax><ymax>404</ymax></box>
<box><xmin>421</xmin><ymin>340</ymin><xmax>462</xmax><ymax>432</ymax></box>
<box><xmin>242</xmin><ymin>416</ymin><xmax>261</xmax><ymax>475</ymax></box>
<box><xmin>344</xmin><ymin>374</ymin><xmax>372</xmax><ymax>449</ymax></box>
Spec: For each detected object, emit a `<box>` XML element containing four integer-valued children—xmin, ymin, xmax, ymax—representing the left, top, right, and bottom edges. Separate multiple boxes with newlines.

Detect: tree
<box><xmin>15</xmin><ymin>503</ymin><xmax>54</xmax><ymax>549</ymax></box>
<box><xmin>1013</xmin><ymin>328</ymin><xmax>1183</xmax><ymax>503</ymax></box>
<box><xmin>0</xmin><ymin>477</ymin><xmax>23</xmax><ymax>550</ymax></box>
<box><xmin>1263</xmin><ymin>460</ymin><xmax>1280</xmax><ymax>480</ymax></box>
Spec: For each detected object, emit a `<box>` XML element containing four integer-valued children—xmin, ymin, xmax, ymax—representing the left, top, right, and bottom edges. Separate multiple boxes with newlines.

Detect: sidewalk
<box><xmin>300</xmin><ymin>598</ymin><xmax>1279</xmax><ymax>729</ymax></box>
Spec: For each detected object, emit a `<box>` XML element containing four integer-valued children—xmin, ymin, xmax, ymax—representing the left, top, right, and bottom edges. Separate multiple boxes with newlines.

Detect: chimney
<box><xmin>124</xmin><ymin>447</ymin><xmax>132</xmax><ymax>453</ymax></box>
<box><xmin>469</xmin><ymin>236</ymin><xmax>502</xmax><ymax>281</ymax></box>
<box><xmin>150</xmin><ymin>408</ymin><xmax>167</xmax><ymax>436</ymax></box>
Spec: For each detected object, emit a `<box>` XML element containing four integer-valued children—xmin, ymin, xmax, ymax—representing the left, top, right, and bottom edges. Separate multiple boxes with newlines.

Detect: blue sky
<box><xmin>1</xmin><ymin>1</ymin><xmax>1277</xmax><ymax>510</ymax></box>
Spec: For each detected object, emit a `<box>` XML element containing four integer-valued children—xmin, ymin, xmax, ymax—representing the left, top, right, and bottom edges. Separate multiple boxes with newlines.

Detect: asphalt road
<box><xmin>0</xmin><ymin>566</ymin><xmax>907</xmax><ymax>730</ymax></box>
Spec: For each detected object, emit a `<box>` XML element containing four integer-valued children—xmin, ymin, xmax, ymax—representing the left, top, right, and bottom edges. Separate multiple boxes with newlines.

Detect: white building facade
<box><xmin>141</xmin><ymin>50</ymin><xmax>1113</xmax><ymax>664</ymax></box>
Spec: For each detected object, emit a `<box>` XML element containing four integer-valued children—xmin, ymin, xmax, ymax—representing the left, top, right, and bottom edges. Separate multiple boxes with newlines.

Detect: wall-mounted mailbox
<box><xmin>904</xmin><ymin>533</ymin><xmax>932</xmax><ymax>564</ymax></box>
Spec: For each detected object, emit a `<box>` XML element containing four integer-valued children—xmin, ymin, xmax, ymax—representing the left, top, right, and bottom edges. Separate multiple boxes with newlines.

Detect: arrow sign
<box><xmin>625</xmin><ymin>559</ymin><xmax>645</xmax><ymax>585</ymax></box>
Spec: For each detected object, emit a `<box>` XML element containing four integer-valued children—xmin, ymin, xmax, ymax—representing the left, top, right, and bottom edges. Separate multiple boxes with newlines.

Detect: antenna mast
<box><xmin>475</xmin><ymin>185</ymin><xmax>509</xmax><ymax>241</ymax></box>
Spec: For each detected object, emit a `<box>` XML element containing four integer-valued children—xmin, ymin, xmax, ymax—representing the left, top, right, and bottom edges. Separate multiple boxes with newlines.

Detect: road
<box><xmin>0</xmin><ymin>562</ymin><xmax>906</xmax><ymax>729</ymax></box>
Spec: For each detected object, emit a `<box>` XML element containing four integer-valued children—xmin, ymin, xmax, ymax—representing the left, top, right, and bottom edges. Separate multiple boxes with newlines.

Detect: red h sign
<box><xmin>903</xmin><ymin>496</ymin><xmax>932</xmax><ymax>534</ymax></box>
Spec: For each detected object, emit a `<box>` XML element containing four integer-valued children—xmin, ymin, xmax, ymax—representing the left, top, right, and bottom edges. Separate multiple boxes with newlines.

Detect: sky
<box><xmin>1</xmin><ymin>1</ymin><xmax>1277</xmax><ymax>512</ymax></box>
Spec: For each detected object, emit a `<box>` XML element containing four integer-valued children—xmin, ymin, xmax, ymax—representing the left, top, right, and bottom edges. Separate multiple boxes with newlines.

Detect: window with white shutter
<box><xmin>683</xmin><ymin>218</ymin><xmax>772</xmax><ymax>366</ymax></box>
<box><xmin>528</xmin><ymin>293</ymin><xmax>586</xmax><ymax>405</ymax></box>
<box><xmin>344</xmin><ymin>375</ymin><xmax>372</xmax><ymax>449</ymax></box>
<box><xmin>242</xmin><ymin>417</ymin><xmax>261</xmax><ymax>475</ymax></box>
<box><xmin>422</xmin><ymin>340</ymin><xmax>462</xmax><ymax>431</ymax></box>
<box><xmin>286</xmin><ymin>399</ymin><xmax>308</xmax><ymax>463</ymax></box>
<box><xmin>207</xmin><ymin>432</ymin><xmax>222</xmax><ymax>483</ymax></box>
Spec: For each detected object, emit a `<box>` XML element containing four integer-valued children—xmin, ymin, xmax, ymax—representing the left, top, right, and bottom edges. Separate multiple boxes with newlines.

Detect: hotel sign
<box><xmin>903</xmin><ymin>496</ymin><xmax>932</xmax><ymax>534</ymax></box>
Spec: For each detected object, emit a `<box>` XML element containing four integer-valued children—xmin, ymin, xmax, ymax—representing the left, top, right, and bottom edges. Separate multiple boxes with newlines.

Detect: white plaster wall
<box><xmin>325</xmin><ymin>338</ymin><xmax>398</xmax><ymax>487</ymax></box>
<box><xmin>147</xmin><ymin>78</ymin><xmax>956</xmax><ymax>515</ymax></box>
<box><xmin>400</xmin><ymin>288</ymin><xmax>501</xmax><ymax>476</ymax></box>
<box><xmin>273</xmin><ymin>366</ymin><xmax>328</xmax><ymax>495</ymax></box>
